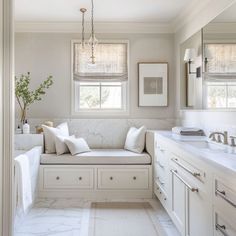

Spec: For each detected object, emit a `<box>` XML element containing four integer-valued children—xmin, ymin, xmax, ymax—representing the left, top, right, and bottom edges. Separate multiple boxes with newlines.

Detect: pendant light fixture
<box><xmin>80</xmin><ymin>8</ymin><xmax>87</xmax><ymax>52</ymax></box>
<box><xmin>88</xmin><ymin>0</ymin><xmax>98</xmax><ymax>64</ymax></box>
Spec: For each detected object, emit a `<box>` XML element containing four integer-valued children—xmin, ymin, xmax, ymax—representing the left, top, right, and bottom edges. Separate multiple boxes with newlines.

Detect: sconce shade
<box><xmin>204</xmin><ymin>47</ymin><xmax>213</xmax><ymax>60</ymax></box>
<box><xmin>184</xmin><ymin>48</ymin><xmax>196</xmax><ymax>62</ymax></box>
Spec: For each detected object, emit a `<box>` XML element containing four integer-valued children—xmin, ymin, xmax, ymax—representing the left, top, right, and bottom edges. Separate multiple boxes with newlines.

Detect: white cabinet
<box><xmin>154</xmin><ymin>137</ymin><xmax>170</xmax><ymax>212</ymax></box>
<box><xmin>214</xmin><ymin>174</ymin><xmax>236</xmax><ymax>236</ymax></box>
<box><xmin>155</xmin><ymin>134</ymin><xmax>212</xmax><ymax>236</ymax></box>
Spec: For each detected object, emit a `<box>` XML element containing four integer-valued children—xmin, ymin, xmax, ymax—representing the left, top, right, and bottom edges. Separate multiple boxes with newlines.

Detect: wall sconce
<box><xmin>184</xmin><ymin>48</ymin><xmax>196</xmax><ymax>74</ymax></box>
<box><xmin>204</xmin><ymin>48</ymin><xmax>213</xmax><ymax>72</ymax></box>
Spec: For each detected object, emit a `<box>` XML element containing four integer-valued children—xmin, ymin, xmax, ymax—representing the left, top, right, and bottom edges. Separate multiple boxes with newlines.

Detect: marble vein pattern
<box><xmin>14</xmin><ymin>198</ymin><xmax>179</xmax><ymax>236</ymax></box>
<box><xmin>14</xmin><ymin>198</ymin><xmax>90</xmax><ymax>236</ymax></box>
<box><xmin>15</xmin><ymin>118</ymin><xmax>176</xmax><ymax>148</ymax></box>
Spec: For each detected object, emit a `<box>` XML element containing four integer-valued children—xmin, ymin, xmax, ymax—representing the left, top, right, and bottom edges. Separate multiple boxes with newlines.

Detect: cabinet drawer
<box><xmin>154</xmin><ymin>165</ymin><xmax>166</xmax><ymax>188</ymax></box>
<box><xmin>154</xmin><ymin>181</ymin><xmax>168</xmax><ymax>210</ymax></box>
<box><xmin>171</xmin><ymin>154</ymin><xmax>205</xmax><ymax>183</ymax></box>
<box><xmin>215</xmin><ymin>179</ymin><xmax>236</xmax><ymax>209</ymax></box>
<box><xmin>43</xmin><ymin>168</ymin><xmax>94</xmax><ymax>189</ymax></box>
<box><xmin>214</xmin><ymin>212</ymin><xmax>236</xmax><ymax>236</ymax></box>
<box><xmin>97</xmin><ymin>168</ymin><xmax>149</xmax><ymax>189</ymax></box>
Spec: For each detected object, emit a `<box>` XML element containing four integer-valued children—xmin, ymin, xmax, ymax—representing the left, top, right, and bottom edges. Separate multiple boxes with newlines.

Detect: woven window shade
<box><xmin>73</xmin><ymin>43</ymin><xmax>128</xmax><ymax>82</ymax></box>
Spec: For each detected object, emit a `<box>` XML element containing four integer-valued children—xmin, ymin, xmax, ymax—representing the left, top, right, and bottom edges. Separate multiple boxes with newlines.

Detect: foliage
<box><xmin>80</xmin><ymin>86</ymin><xmax>110</xmax><ymax>108</ymax></box>
<box><xmin>15</xmin><ymin>72</ymin><xmax>53</xmax><ymax>122</ymax></box>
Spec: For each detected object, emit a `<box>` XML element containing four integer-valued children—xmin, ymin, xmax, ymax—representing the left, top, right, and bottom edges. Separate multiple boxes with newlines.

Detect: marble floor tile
<box><xmin>14</xmin><ymin>197</ymin><xmax>179</xmax><ymax>236</ymax></box>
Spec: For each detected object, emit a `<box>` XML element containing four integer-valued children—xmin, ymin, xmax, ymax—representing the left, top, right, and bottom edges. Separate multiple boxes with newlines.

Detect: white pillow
<box><xmin>42</xmin><ymin>122</ymin><xmax>69</xmax><ymax>154</ymax></box>
<box><xmin>64</xmin><ymin>138</ymin><xmax>91</xmax><ymax>155</ymax></box>
<box><xmin>124</xmin><ymin>126</ymin><xmax>146</xmax><ymax>153</ymax></box>
<box><xmin>55</xmin><ymin>135</ymin><xmax>75</xmax><ymax>156</ymax></box>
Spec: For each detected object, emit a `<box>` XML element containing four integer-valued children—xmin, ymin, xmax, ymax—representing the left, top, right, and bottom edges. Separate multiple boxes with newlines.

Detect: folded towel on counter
<box><xmin>172</xmin><ymin>127</ymin><xmax>205</xmax><ymax>136</ymax></box>
<box><xmin>14</xmin><ymin>154</ymin><xmax>33</xmax><ymax>213</ymax></box>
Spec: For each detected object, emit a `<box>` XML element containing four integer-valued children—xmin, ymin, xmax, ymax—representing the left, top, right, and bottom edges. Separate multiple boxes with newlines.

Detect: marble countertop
<box><xmin>155</xmin><ymin>131</ymin><xmax>236</xmax><ymax>176</ymax></box>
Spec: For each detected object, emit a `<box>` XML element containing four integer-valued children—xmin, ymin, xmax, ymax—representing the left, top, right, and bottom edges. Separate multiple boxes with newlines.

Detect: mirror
<box><xmin>180</xmin><ymin>2</ymin><xmax>236</xmax><ymax>110</ymax></box>
<box><xmin>202</xmin><ymin>4</ymin><xmax>236</xmax><ymax>109</ymax></box>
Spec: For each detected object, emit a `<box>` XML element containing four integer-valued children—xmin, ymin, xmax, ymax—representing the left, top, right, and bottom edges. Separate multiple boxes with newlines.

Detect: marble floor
<box><xmin>14</xmin><ymin>197</ymin><xmax>180</xmax><ymax>236</ymax></box>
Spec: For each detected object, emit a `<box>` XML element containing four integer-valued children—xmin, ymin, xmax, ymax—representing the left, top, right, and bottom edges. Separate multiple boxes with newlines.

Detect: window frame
<box><xmin>71</xmin><ymin>39</ymin><xmax>130</xmax><ymax>117</ymax></box>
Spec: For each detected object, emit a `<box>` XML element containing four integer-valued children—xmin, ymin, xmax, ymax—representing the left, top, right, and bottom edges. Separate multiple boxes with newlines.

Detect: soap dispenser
<box><xmin>22</xmin><ymin>120</ymin><xmax>30</xmax><ymax>134</ymax></box>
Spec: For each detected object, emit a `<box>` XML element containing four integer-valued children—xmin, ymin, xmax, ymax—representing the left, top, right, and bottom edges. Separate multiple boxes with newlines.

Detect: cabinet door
<box><xmin>187</xmin><ymin>189</ymin><xmax>212</xmax><ymax>236</ymax></box>
<box><xmin>170</xmin><ymin>168</ymin><xmax>212</xmax><ymax>236</ymax></box>
<box><xmin>170</xmin><ymin>170</ymin><xmax>186</xmax><ymax>236</ymax></box>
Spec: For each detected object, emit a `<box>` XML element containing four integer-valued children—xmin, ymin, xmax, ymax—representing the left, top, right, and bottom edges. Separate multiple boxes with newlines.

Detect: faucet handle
<box><xmin>229</xmin><ymin>135</ymin><xmax>236</xmax><ymax>147</ymax></box>
<box><xmin>217</xmin><ymin>134</ymin><xmax>222</xmax><ymax>143</ymax></box>
<box><xmin>209</xmin><ymin>133</ymin><xmax>216</xmax><ymax>141</ymax></box>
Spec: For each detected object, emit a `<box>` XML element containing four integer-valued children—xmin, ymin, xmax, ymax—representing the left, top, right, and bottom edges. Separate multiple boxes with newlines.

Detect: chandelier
<box><xmin>80</xmin><ymin>0</ymin><xmax>98</xmax><ymax>64</ymax></box>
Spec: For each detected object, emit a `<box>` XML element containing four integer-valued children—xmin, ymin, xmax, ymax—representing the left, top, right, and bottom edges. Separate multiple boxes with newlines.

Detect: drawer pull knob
<box><xmin>133</xmin><ymin>176</ymin><xmax>136</xmax><ymax>180</ymax></box>
<box><xmin>56</xmin><ymin>176</ymin><xmax>60</xmax><ymax>180</ymax></box>
<box><xmin>164</xmin><ymin>198</ymin><xmax>167</xmax><ymax>201</ymax></box>
<box><xmin>110</xmin><ymin>177</ymin><xmax>113</xmax><ymax>180</ymax></box>
<box><xmin>160</xmin><ymin>191</ymin><xmax>162</xmax><ymax>194</ymax></box>
<box><xmin>79</xmin><ymin>177</ymin><xmax>82</xmax><ymax>180</ymax></box>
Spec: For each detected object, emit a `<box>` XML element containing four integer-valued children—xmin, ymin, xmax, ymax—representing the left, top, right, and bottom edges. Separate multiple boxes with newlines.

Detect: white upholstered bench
<box><xmin>38</xmin><ymin>131</ymin><xmax>154</xmax><ymax>199</ymax></box>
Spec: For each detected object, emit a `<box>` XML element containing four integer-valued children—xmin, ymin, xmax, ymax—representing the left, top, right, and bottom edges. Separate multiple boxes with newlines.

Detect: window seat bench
<box><xmin>39</xmin><ymin>149</ymin><xmax>153</xmax><ymax>199</ymax></box>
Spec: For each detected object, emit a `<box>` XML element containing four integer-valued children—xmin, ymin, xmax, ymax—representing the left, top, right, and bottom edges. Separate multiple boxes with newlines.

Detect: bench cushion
<box><xmin>40</xmin><ymin>149</ymin><xmax>151</xmax><ymax>165</ymax></box>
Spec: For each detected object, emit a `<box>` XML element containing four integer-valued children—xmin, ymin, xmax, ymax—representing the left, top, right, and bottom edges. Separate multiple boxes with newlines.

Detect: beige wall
<box><xmin>15</xmin><ymin>32</ymin><xmax>175</xmax><ymax>119</ymax></box>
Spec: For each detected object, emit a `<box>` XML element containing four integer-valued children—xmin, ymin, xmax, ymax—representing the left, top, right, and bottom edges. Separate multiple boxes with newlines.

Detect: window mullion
<box><xmin>99</xmin><ymin>83</ymin><xmax>102</xmax><ymax>109</ymax></box>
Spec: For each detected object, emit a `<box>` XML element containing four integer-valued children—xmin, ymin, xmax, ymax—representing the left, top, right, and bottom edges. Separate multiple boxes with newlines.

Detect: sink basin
<box><xmin>182</xmin><ymin>140</ymin><xmax>228</xmax><ymax>152</ymax></box>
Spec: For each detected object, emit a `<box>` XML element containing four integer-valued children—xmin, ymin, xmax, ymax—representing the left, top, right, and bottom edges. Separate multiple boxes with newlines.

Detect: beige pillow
<box><xmin>124</xmin><ymin>126</ymin><xmax>146</xmax><ymax>153</ymax></box>
<box><xmin>42</xmin><ymin>122</ymin><xmax>69</xmax><ymax>154</ymax></box>
<box><xmin>64</xmin><ymin>138</ymin><xmax>91</xmax><ymax>155</ymax></box>
<box><xmin>55</xmin><ymin>135</ymin><xmax>75</xmax><ymax>156</ymax></box>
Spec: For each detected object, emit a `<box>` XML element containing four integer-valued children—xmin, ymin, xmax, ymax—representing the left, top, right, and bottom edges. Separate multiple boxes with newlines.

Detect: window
<box><xmin>206</xmin><ymin>81</ymin><xmax>236</xmax><ymax>108</ymax></box>
<box><xmin>72</xmin><ymin>41</ymin><xmax>129</xmax><ymax>114</ymax></box>
<box><xmin>204</xmin><ymin>43</ymin><xmax>236</xmax><ymax>109</ymax></box>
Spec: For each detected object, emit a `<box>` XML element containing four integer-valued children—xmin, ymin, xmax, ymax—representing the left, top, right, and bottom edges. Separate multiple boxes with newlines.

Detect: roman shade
<box><xmin>73</xmin><ymin>42</ymin><xmax>128</xmax><ymax>82</ymax></box>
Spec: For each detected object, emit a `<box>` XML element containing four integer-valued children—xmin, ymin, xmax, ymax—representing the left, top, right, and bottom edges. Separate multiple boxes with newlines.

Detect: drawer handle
<box><xmin>78</xmin><ymin>177</ymin><xmax>82</xmax><ymax>181</ymax></box>
<box><xmin>171</xmin><ymin>169</ymin><xmax>198</xmax><ymax>193</ymax></box>
<box><xmin>216</xmin><ymin>189</ymin><xmax>236</xmax><ymax>208</ymax></box>
<box><xmin>133</xmin><ymin>176</ymin><xmax>136</xmax><ymax>180</ymax></box>
<box><xmin>56</xmin><ymin>176</ymin><xmax>60</xmax><ymax>180</ymax></box>
<box><xmin>110</xmin><ymin>177</ymin><xmax>113</xmax><ymax>180</ymax></box>
<box><xmin>216</xmin><ymin>224</ymin><xmax>228</xmax><ymax>236</ymax></box>
<box><xmin>171</xmin><ymin>158</ymin><xmax>201</xmax><ymax>178</ymax></box>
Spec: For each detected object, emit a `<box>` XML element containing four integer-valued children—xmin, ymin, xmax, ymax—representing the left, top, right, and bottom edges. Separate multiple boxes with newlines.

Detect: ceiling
<box><xmin>15</xmin><ymin>0</ymin><xmax>191</xmax><ymax>23</ymax></box>
<box><xmin>212</xmin><ymin>2</ymin><xmax>236</xmax><ymax>22</ymax></box>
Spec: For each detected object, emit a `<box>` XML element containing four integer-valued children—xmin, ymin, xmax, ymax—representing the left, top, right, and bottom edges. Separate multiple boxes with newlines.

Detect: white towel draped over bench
<box><xmin>40</xmin><ymin>149</ymin><xmax>151</xmax><ymax>165</ymax></box>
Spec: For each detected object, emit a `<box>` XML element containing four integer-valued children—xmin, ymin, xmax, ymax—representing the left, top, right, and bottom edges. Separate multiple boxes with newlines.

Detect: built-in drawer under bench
<box><xmin>39</xmin><ymin>165</ymin><xmax>152</xmax><ymax>199</ymax></box>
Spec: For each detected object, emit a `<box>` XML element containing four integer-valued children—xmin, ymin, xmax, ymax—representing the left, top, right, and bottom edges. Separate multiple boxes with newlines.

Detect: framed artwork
<box><xmin>138</xmin><ymin>62</ymin><xmax>168</xmax><ymax>106</ymax></box>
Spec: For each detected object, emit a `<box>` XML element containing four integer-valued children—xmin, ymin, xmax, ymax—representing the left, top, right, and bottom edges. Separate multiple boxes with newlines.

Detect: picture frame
<box><xmin>138</xmin><ymin>62</ymin><xmax>168</xmax><ymax>107</ymax></box>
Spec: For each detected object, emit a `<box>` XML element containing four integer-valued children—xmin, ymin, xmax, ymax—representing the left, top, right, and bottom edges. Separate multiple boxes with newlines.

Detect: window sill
<box><xmin>71</xmin><ymin>109</ymin><xmax>130</xmax><ymax>118</ymax></box>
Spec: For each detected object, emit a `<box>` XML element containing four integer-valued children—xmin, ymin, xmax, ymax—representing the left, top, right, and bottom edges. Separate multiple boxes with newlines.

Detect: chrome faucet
<box><xmin>209</xmin><ymin>131</ymin><xmax>228</xmax><ymax>145</ymax></box>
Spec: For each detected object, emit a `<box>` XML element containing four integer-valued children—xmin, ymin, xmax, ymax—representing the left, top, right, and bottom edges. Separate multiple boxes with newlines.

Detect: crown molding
<box><xmin>15</xmin><ymin>21</ymin><xmax>174</xmax><ymax>34</ymax></box>
<box><xmin>172</xmin><ymin>0</ymin><xmax>213</xmax><ymax>33</ymax></box>
<box><xmin>204</xmin><ymin>22</ymin><xmax>236</xmax><ymax>34</ymax></box>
